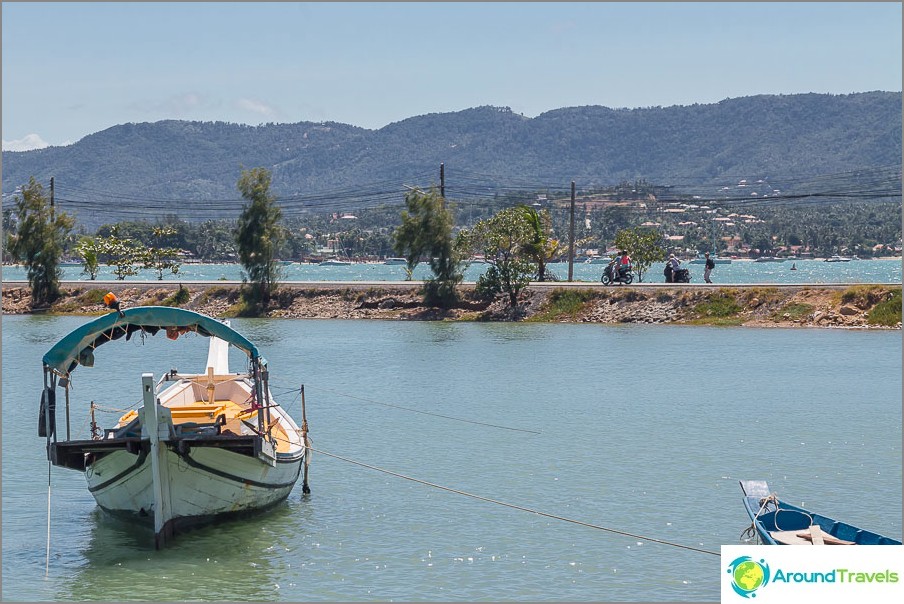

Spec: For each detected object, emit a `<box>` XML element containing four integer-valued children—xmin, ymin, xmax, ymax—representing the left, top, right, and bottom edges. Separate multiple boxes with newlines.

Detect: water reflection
<box><xmin>58</xmin><ymin>502</ymin><xmax>307</xmax><ymax>602</ymax></box>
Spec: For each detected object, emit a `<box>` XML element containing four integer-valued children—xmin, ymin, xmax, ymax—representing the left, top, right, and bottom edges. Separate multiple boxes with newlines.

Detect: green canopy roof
<box><xmin>43</xmin><ymin>306</ymin><xmax>262</xmax><ymax>375</ymax></box>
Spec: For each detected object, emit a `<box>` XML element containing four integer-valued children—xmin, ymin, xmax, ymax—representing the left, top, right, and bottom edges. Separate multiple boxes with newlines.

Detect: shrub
<box><xmin>866</xmin><ymin>289</ymin><xmax>902</xmax><ymax>326</ymax></box>
<box><xmin>161</xmin><ymin>285</ymin><xmax>190</xmax><ymax>307</ymax></box>
<box><xmin>529</xmin><ymin>288</ymin><xmax>595</xmax><ymax>321</ymax></box>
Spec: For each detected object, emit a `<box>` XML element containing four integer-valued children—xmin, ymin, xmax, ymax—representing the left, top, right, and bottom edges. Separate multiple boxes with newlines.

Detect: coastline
<box><xmin>2</xmin><ymin>282</ymin><xmax>900</xmax><ymax>328</ymax></box>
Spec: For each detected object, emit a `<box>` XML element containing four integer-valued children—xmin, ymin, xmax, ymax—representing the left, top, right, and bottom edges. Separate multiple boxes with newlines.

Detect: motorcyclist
<box><xmin>617</xmin><ymin>251</ymin><xmax>632</xmax><ymax>281</ymax></box>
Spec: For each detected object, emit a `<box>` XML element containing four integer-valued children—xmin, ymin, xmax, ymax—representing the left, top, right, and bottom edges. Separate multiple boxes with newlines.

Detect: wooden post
<box><xmin>567</xmin><ymin>181</ymin><xmax>576</xmax><ymax>281</ymax></box>
<box><xmin>49</xmin><ymin>177</ymin><xmax>54</xmax><ymax>220</ymax></box>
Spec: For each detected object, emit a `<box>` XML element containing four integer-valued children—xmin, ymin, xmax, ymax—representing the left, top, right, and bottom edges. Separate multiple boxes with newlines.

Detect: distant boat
<box><xmin>754</xmin><ymin>256</ymin><xmax>785</xmax><ymax>263</ymax></box>
<box><xmin>790</xmin><ymin>263</ymin><xmax>797</xmax><ymax>270</ymax></box>
<box><xmin>824</xmin><ymin>255</ymin><xmax>852</xmax><ymax>262</ymax></box>
<box><xmin>383</xmin><ymin>257</ymin><xmax>408</xmax><ymax>265</ymax></box>
<box><xmin>587</xmin><ymin>256</ymin><xmax>612</xmax><ymax>264</ymax></box>
<box><xmin>740</xmin><ymin>480</ymin><xmax>900</xmax><ymax>545</ymax></box>
<box><xmin>319</xmin><ymin>258</ymin><xmax>352</xmax><ymax>266</ymax></box>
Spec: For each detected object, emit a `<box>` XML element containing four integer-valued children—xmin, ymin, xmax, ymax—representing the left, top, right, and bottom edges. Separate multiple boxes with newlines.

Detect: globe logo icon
<box><xmin>727</xmin><ymin>556</ymin><xmax>770</xmax><ymax>598</ymax></box>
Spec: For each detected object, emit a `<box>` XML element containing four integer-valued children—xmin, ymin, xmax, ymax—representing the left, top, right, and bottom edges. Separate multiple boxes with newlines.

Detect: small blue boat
<box><xmin>740</xmin><ymin>480</ymin><xmax>901</xmax><ymax>545</ymax></box>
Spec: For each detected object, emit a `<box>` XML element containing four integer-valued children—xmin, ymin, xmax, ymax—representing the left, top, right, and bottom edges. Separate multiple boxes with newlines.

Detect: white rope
<box><xmin>311</xmin><ymin>445</ymin><xmax>719</xmax><ymax>557</ymax></box>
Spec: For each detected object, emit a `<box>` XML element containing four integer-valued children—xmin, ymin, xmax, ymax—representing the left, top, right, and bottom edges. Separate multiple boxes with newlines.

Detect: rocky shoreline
<box><xmin>2</xmin><ymin>282</ymin><xmax>900</xmax><ymax>329</ymax></box>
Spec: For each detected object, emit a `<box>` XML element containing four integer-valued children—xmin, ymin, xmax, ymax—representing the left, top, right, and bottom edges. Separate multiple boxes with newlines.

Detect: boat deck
<box><xmin>116</xmin><ymin>398</ymin><xmax>295</xmax><ymax>454</ymax></box>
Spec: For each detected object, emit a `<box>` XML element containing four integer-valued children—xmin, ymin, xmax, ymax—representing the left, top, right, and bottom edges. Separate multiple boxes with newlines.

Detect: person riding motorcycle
<box><xmin>617</xmin><ymin>251</ymin><xmax>632</xmax><ymax>281</ymax></box>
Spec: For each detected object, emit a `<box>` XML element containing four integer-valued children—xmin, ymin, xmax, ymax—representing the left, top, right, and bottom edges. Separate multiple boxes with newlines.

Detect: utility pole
<box><xmin>439</xmin><ymin>163</ymin><xmax>445</xmax><ymax>206</ymax></box>
<box><xmin>567</xmin><ymin>181</ymin><xmax>575</xmax><ymax>281</ymax></box>
<box><xmin>50</xmin><ymin>177</ymin><xmax>55</xmax><ymax>220</ymax></box>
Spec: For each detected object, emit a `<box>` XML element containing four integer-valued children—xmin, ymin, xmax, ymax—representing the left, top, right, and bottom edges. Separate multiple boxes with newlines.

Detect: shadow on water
<box><xmin>57</xmin><ymin>498</ymin><xmax>313</xmax><ymax>602</ymax></box>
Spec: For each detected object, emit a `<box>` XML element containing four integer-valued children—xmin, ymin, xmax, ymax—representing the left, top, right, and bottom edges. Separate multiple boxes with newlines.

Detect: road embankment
<box><xmin>1</xmin><ymin>281</ymin><xmax>900</xmax><ymax>328</ymax></box>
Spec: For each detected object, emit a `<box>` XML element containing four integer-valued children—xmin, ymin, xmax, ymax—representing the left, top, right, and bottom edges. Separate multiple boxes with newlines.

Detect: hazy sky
<box><xmin>2</xmin><ymin>2</ymin><xmax>901</xmax><ymax>151</ymax></box>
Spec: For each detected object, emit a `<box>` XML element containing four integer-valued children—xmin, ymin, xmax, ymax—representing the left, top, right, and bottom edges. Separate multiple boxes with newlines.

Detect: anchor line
<box><xmin>297</xmin><ymin>385</ymin><xmax>541</xmax><ymax>435</ymax></box>
<box><xmin>309</xmin><ymin>446</ymin><xmax>719</xmax><ymax>557</ymax></box>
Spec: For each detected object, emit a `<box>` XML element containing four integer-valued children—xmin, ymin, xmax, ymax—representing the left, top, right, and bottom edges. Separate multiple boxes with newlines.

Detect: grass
<box><xmin>866</xmin><ymin>289</ymin><xmax>902</xmax><ymax>326</ymax></box>
<box><xmin>838</xmin><ymin>285</ymin><xmax>889</xmax><ymax>309</ymax></box>
<box><xmin>686</xmin><ymin>291</ymin><xmax>745</xmax><ymax>326</ymax></box>
<box><xmin>160</xmin><ymin>285</ymin><xmax>190</xmax><ymax>307</ymax></box>
<box><xmin>527</xmin><ymin>288</ymin><xmax>596</xmax><ymax>322</ymax></box>
<box><xmin>50</xmin><ymin>288</ymin><xmax>108</xmax><ymax>313</ymax></box>
<box><xmin>773</xmin><ymin>302</ymin><xmax>814</xmax><ymax>322</ymax></box>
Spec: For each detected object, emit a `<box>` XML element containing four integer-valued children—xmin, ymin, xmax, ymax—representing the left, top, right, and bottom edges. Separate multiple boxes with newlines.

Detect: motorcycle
<box><xmin>601</xmin><ymin>263</ymin><xmax>635</xmax><ymax>285</ymax></box>
<box><xmin>672</xmin><ymin>267</ymin><xmax>691</xmax><ymax>283</ymax></box>
<box><xmin>664</xmin><ymin>265</ymin><xmax>691</xmax><ymax>283</ymax></box>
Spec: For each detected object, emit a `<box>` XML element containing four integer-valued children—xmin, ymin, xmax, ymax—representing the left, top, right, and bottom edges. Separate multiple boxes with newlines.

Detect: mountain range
<box><xmin>2</xmin><ymin>91</ymin><xmax>900</xmax><ymax>217</ymax></box>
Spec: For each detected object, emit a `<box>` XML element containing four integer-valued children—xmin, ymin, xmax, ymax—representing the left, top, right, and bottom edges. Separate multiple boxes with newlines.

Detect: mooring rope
<box><xmin>310</xmin><ymin>445</ymin><xmax>719</xmax><ymax>557</ymax></box>
<box><xmin>302</xmin><ymin>385</ymin><xmax>541</xmax><ymax>435</ymax></box>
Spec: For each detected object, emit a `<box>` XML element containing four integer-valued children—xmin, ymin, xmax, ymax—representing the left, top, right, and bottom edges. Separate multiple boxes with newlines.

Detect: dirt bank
<box><xmin>3</xmin><ymin>282</ymin><xmax>900</xmax><ymax>328</ymax></box>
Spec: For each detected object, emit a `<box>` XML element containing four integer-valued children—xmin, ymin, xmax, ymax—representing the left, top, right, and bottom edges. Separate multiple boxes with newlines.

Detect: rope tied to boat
<box><xmin>310</xmin><ymin>445</ymin><xmax>720</xmax><ymax>557</ymax></box>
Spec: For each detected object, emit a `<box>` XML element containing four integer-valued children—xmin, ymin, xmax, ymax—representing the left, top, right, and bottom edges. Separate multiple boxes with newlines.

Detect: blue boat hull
<box><xmin>740</xmin><ymin>480</ymin><xmax>901</xmax><ymax>545</ymax></box>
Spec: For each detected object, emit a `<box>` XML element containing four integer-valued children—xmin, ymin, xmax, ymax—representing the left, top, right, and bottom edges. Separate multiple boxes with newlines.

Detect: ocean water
<box><xmin>1</xmin><ymin>316</ymin><xmax>901</xmax><ymax>601</ymax></box>
<box><xmin>1</xmin><ymin>258</ymin><xmax>901</xmax><ymax>285</ymax></box>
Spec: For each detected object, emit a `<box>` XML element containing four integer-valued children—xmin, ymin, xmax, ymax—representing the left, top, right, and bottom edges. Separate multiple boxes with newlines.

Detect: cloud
<box><xmin>128</xmin><ymin>92</ymin><xmax>207</xmax><ymax>117</ymax></box>
<box><xmin>2</xmin><ymin>134</ymin><xmax>50</xmax><ymax>152</ymax></box>
<box><xmin>236</xmin><ymin>98</ymin><xmax>279</xmax><ymax>118</ymax></box>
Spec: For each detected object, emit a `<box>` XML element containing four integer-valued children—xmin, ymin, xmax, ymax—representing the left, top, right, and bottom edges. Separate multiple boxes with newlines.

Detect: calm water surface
<box><xmin>2</xmin><ymin>317</ymin><xmax>901</xmax><ymax>601</ymax></box>
<box><xmin>1</xmin><ymin>258</ymin><xmax>901</xmax><ymax>284</ymax></box>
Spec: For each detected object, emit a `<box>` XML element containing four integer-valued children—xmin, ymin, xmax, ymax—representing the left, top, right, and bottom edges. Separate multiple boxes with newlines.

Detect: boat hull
<box><xmin>740</xmin><ymin>480</ymin><xmax>901</xmax><ymax>545</ymax></box>
<box><xmin>86</xmin><ymin>442</ymin><xmax>303</xmax><ymax>529</ymax></box>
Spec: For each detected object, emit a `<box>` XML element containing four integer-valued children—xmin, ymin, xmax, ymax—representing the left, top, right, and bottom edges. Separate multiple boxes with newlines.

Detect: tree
<box><xmin>74</xmin><ymin>236</ymin><xmax>103</xmax><ymax>280</ymax></box>
<box><xmin>105</xmin><ymin>235</ymin><xmax>146</xmax><ymax>280</ymax></box>
<box><xmin>142</xmin><ymin>226</ymin><xmax>182</xmax><ymax>280</ymax></box>
<box><xmin>8</xmin><ymin>177</ymin><xmax>74</xmax><ymax>307</ymax></box>
<box><xmin>517</xmin><ymin>205</ymin><xmax>563</xmax><ymax>282</ymax></box>
<box><xmin>613</xmin><ymin>227</ymin><xmax>665</xmax><ymax>283</ymax></box>
<box><xmin>392</xmin><ymin>188</ymin><xmax>463</xmax><ymax>307</ymax></box>
<box><xmin>461</xmin><ymin>207</ymin><xmax>536</xmax><ymax>307</ymax></box>
<box><xmin>235</xmin><ymin>167</ymin><xmax>283</xmax><ymax>311</ymax></box>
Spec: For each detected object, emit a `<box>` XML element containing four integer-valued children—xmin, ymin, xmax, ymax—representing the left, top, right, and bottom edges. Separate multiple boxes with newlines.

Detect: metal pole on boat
<box><xmin>301</xmin><ymin>385</ymin><xmax>311</xmax><ymax>495</ymax></box>
<box><xmin>143</xmin><ymin>373</ymin><xmax>175</xmax><ymax>549</ymax></box>
<box><xmin>63</xmin><ymin>378</ymin><xmax>71</xmax><ymax>441</ymax></box>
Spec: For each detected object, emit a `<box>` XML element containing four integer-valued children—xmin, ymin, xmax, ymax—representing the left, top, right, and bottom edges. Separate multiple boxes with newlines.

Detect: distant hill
<box><xmin>3</xmin><ymin>91</ymin><xmax>900</xmax><ymax>221</ymax></box>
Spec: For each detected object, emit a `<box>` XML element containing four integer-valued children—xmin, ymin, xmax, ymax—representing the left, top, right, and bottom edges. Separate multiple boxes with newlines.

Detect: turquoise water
<box><xmin>2</xmin><ymin>317</ymin><xmax>901</xmax><ymax>601</ymax></box>
<box><xmin>1</xmin><ymin>258</ymin><xmax>901</xmax><ymax>284</ymax></box>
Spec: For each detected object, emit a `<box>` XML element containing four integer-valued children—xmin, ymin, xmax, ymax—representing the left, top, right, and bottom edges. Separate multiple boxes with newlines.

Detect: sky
<box><xmin>1</xmin><ymin>2</ymin><xmax>901</xmax><ymax>151</ymax></box>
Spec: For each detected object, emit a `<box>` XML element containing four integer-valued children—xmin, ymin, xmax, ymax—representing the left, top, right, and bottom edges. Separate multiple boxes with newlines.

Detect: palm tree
<box><xmin>517</xmin><ymin>205</ymin><xmax>562</xmax><ymax>282</ymax></box>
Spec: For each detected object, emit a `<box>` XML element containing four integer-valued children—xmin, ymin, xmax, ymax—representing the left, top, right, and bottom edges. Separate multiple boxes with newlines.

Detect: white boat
<box><xmin>319</xmin><ymin>258</ymin><xmax>352</xmax><ymax>266</ymax></box>
<box><xmin>40</xmin><ymin>306</ymin><xmax>309</xmax><ymax>548</ymax></box>
<box><xmin>824</xmin><ymin>255</ymin><xmax>852</xmax><ymax>262</ymax></box>
<box><xmin>383</xmin><ymin>257</ymin><xmax>408</xmax><ymax>265</ymax></box>
<box><xmin>754</xmin><ymin>256</ymin><xmax>786</xmax><ymax>263</ymax></box>
<box><xmin>586</xmin><ymin>256</ymin><xmax>612</xmax><ymax>264</ymax></box>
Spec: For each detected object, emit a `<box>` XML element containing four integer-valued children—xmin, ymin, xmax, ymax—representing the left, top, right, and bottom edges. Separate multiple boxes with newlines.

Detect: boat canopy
<box><xmin>42</xmin><ymin>306</ymin><xmax>262</xmax><ymax>375</ymax></box>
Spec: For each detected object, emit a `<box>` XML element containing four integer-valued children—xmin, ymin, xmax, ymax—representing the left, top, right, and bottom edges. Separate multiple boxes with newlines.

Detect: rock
<box><xmin>839</xmin><ymin>305</ymin><xmax>859</xmax><ymax>316</ymax></box>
